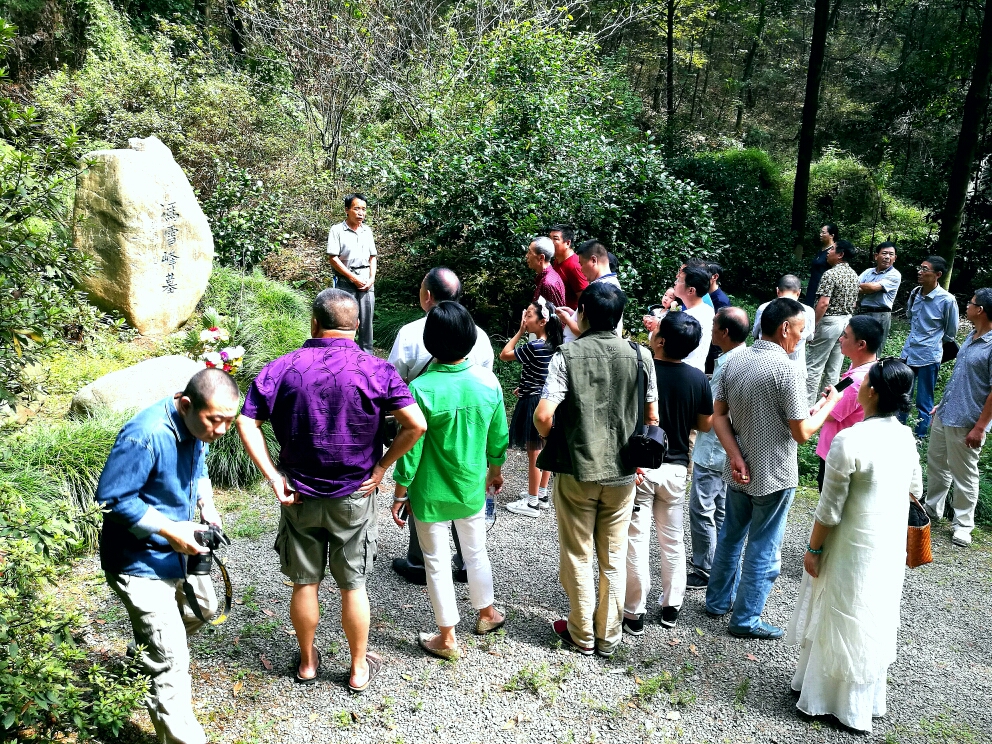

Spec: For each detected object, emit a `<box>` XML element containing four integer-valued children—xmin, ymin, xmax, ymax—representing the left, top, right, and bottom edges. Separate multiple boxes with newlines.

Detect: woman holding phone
<box><xmin>391</xmin><ymin>302</ymin><xmax>509</xmax><ymax>659</ymax></box>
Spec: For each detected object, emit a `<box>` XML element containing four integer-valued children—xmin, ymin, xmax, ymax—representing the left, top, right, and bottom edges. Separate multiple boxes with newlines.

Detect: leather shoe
<box><xmin>728</xmin><ymin>621</ymin><xmax>784</xmax><ymax>640</ymax></box>
<box><xmin>391</xmin><ymin>557</ymin><xmax>427</xmax><ymax>585</ymax></box>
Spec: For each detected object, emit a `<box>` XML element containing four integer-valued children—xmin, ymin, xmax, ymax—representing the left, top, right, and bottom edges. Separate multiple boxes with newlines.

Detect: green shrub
<box><xmin>352</xmin><ymin>21</ymin><xmax>719</xmax><ymax>329</ymax></box>
<box><xmin>0</xmin><ymin>485</ymin><xmax>148</xmax><ymax>741</ymax></box>
<box><xmin>671</xmin><ymin>148</ymin><xmax>800</xmax><ymax>299</ymax></box>
<box><xmin>196</xmin><ymin>267</ymin><xmax>311</xmax><ymax>487</ymax></box>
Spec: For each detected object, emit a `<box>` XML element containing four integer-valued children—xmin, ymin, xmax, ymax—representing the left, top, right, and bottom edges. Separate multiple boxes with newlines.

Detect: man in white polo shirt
<box><xmin>328</xmin><ymin>193</ymin><xmax>376</xmax><ymax>352</ymax></box>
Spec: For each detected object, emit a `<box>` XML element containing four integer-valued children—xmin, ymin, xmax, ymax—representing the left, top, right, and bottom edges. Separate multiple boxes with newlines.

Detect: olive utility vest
<box><xmin>537</xmin><ymin>331</ymin><xmax>648</xmax><ymax>481</ymax></box>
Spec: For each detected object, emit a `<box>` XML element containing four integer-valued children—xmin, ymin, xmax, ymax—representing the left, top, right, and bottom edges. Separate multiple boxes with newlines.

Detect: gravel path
<box><xmin>82</xmin><ymin>449</ymin><xmax>992</xmax><ymax>744</ymax></box>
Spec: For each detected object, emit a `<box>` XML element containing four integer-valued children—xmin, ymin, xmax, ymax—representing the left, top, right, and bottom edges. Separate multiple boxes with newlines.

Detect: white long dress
<box><xmin>787</xmin><ymin>416</ymin><xmax>923</xmax><ymax>732</ymax></box>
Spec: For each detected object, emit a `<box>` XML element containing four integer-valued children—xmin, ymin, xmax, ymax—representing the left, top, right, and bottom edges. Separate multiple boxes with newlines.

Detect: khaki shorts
<box><xmin>273</xmin><ymin>490</ymin><xmax>378</xmax><ymax>589</ymax></box>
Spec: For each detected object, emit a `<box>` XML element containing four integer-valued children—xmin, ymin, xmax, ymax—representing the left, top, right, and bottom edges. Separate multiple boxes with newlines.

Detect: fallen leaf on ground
<box><xmin>666</xmin><ymin>710</ymin><xmax>681</xmax><ymax>721</ymax></box>
<box><xmin>283</xmin><ymin>628</ymin><xmax>296</xmax><ymax>636</ymax></box>
<box><xmin>402</xmin><ymin>604</ymin><xmax>414</xmax><ymax>608</ymax></box>
<box><xmin>668</xmin><ymin>638</ymin><xmax>680</xmax><ymax>646</ymax></box>
<box><xmin>309</xmin><ymin>713</ymin><xmax>318</xmax><ymax>722</ymax></box>
<box><xmin>233</xmin><ymin>680</ymin><xmax>243</xmax><ymax>696</ymax></box>
<box><xmin>260</xmin><ymin>654</ymin><xmax>273</xmax><ymax>671</ymax></box>
<box><xmin>94</xmin><ymin>618</ymin><xmax>106</xmax><ymax>625</ymax></box>
<box><xmin>401</xmin><ymin>674</ymin><xmax>412</xmax><ymax>681</ymax></box>
<box><xmin>746</xmin><ymin>653</ymin><xmax>758</xmax><ymax>661</ymax></box>
<box><xmin>234</xmin><ymin>599</ymin><xmax>243</xmax><ymax>605</ymax></box>
<box><xmin>233</xmin><ymin>637</ymin><xmax>240</xmax><ymax>646</ymax></box>
<box><xmin>262</xmin><ymin>609</ymin><xmax>276</xmax><ymax>617</ymax></box>
<box><xmin>634</xmin><ymin>676</ymin><xmax>643</xmax><ymax>684</ymax></box>
<box><xmin>689</xmin><ymin>644</ymin><xmax>699</xmax><ymax>656</ymax></box>
<box><xmin>695</xmin><ymin>627</ymin><xmax>704</xmax><ymax>636</ymax></box>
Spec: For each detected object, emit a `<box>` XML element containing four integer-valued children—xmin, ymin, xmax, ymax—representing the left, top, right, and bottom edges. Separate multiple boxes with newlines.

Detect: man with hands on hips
<box><xmin>95</xmin><ymin>368</ymin><xmax>241</xmax><ymax>744</ymax></box>
<box><xmin>237</xmin><ymin>288</ymin><xmax>426</xmax><ymax>693</ymax></box>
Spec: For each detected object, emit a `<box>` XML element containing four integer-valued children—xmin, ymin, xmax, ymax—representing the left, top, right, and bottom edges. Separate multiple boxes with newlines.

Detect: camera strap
<box><xmin>183</xmin><ymin>552</ymin><xmax>233</xmax><ymax>626</ymax></box>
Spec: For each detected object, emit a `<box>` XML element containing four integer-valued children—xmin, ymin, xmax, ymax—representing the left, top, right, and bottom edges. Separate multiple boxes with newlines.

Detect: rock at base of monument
<box><xmin>70</xmin><ymin>355</ymin><xmax>205</xmax><ymax>418</ymax></box>
<box><xmin>73</xmin><ymin>136</ymin><xmax>214</xmax><ymax>336</ymax></box>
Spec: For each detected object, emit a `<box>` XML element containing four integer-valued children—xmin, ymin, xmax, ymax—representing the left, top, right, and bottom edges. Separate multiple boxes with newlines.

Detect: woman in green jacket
<box><xmin>392</xmin><ymin>302</ymin><xmax>510</xmax><ymax>659</ymax></box>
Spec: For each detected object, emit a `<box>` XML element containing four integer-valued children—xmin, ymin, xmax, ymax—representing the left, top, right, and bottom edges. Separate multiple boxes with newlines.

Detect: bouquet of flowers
<box><xmin>188</xmin><ymin>308</ymin><xmax>245</xmax><ymax>375</ymax></box>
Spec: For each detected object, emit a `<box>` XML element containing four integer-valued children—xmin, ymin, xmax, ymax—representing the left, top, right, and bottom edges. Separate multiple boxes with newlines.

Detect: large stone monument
<box><xmin>73</xmin><ymin>136</ymin><xmax>214</xmax><ymax>335</ymax></box>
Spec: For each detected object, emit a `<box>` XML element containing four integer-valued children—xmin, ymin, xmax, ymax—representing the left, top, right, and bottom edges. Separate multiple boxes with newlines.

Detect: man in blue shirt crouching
<box><xmin>95</xmin><ymin>368</ymin><xmax>240</xmax><ymax>744</ymax></box>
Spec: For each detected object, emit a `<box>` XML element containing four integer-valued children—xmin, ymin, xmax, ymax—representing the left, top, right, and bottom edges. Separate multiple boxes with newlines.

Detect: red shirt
<box><xmin>554</xmin><ymin>253</ymin><xmax>589</xmax><ymax>310</ymax></box>
<box><xmin>533</xmin><ymin>265</ymin><xmax>567</xmax><ymax>308</ymax></box>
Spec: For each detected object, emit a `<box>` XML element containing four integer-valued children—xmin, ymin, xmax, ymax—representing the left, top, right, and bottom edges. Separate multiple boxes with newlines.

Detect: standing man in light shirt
<box><xmin>805</xmin><ymin>240</ymin><xmax>860</xmax><ymax>406</ymax></box>
<box><xmin>687</xmin><ymin>306</ymin><xmax>749</xmax><ymax>591</ymax></box>
<box><xmin>707</xmin><ymin>298</ymin><xmax>841</xmax><ymax>640</ymax></box>
<box><xmin>673</xmin><ymin>264</ymin><xmax>715</xmax><ymax>373</ymax></box>
<box><xmin>549</xmin><ymin>224</ymin><xmax>588</xmax><ymax>311</ymax></box>
<box><xmin>752</xmin><ymin>275</ymin><xmax>816</xmax><ymax>373</ymax></box>
<box><xmin>899</xmin><ymin>256</ymin><xmax>960</xmax><ymax>438</ymax></box>
<box><xmin>858</xmin><ymin>242</ymin><xmax>901</xmax><ymax>353</ymax></box>
<box><xmin>810</xmin><ymin>316</ymin><xmax>883</xmax><ymax>491</ymax></box>
<box><xmin>327</xmin><ymin>193</ymin><xmax>376</xmax><ymax>353</ymax></box>
<box><xmin>388</xmin><ymin>267</ymin><xmax>494</xmax><ymax>584</ymax></box>
<box><xmin>556</xmin><ymin>239</ymin><xmax>622</xmax><ymax>340</ymax></box>
<box><xmin>924</xmin><ymin>288</ymin><xmax>992</xmax><ymax>547</ymax></box>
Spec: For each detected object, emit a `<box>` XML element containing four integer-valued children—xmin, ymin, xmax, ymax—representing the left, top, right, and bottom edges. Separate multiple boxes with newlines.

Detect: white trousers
<box><xmin>625</xmin><ymin>463</ymin><xmax>689</xmax><ymax>616</ymax></box>
<box><xmin>926</xmin><ymin>414</ymin><xmax>986</xmax><ymax>533</ymax></box>
<box><xmin>107</xmin><ymin>573</ymin><xmax>216</xmax><ymax>744</ymax></box>
<box><xmin>415</xmin><ymin>509</ymin><xmax>494</xmax><ymax>627</ymax></box>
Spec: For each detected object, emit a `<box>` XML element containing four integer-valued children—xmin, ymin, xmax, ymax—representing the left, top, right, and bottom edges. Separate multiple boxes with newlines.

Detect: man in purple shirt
<box><xmin>237</xmin><ymin>288</ymin><xmax>426</xmax><ymax>693</ymax></box>
<box><xmin>528</xmin><ymin>236</ymin><xmax>567</xmax><ymax>307</ymax></box>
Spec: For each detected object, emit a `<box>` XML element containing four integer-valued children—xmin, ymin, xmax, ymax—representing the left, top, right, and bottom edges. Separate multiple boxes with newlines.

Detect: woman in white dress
<box><xmin>788</xmin><ymin>358</ymin><xmax>922</xmax><ymax>732</ymax></box>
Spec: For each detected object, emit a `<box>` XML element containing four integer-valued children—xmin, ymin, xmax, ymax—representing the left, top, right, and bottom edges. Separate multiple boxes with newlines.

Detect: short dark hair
<box><xmin>683</xmin><ymin>257</ymin><xmax>708</xmax><ymax>269</ymax></box>
<box><xmin>680</xmin><ymin>265</ymin><xmax>711</xmax><ymax>297</ymax></box>
<box><xmin>973</xmin><ymin>287</ymin><xmax>992</xmax><ymax>320</ymax></box>
<box><xmin>313</xmin><ymin>288</ymin><xmax>359</xmax><ymax>330</ymax></box>
<box><xmin>575</xmin><ymin>239</ymin><xmax>608</xmax><ymax>260</ymax></box>
<box><xmin>658</xmin><ymin>312</ymin><xmax>702</xmax><ymax>360</ymax></box>
<box><xmin>707</xmin><ymin>262</ymin><xmax>723</xmax><ymax>278</ymax></box>
<box><xmin>823</xmin><ymin>224</ymin><xmax>839</xmax><ymax>240</ymax></box>
<box><xmin>344</xmin><ymin>193</ymin><xmax>367</xmax><ymax>209</ymax></box>
<box><xmin>833</xmin><ymin>239</ymin><xmax>856</xmax><ymax>262</ymax></box>
<box><xmin>608</xmin><ymin>252</ymin><xmax>619</xmax><ymax>274</ymax></box>
<box><xmin>549</xmin><ymin>224</ymin><xmax>575</xmax><ymax>244</ymax></box>
<box><xmin>777</xmin><ymin>274</ymin><xmax>802</xmax><ymax>293</ymax></box>
<box><xmin>423</xmin><ymin>301</ymin><xmax>477</xmax><ymax>362</ymax></box>
<box><xmin>423</xmin><ymin>267</ymin><xmax>462</xmax><ymax>302</ymax></box>
<box><xmin>577</xmin><ymin>281</ymin><xmax>626</xmax><ymax>332</ymax></box>
<box><xmin>867</xmin><ymin>358</ymin><xmax>915</xmax><ymax>416</ymax></box>
<box><xmin>182</xmin><ymin>368</ymin><xmax>240</xmax><ymax>411</ymax></box>
<box><xmin>925</xmin><ymin>255</ymin><xmax>948</xmax><ymax>277</ymax></box>
<box><xmin>876</xmin><ymin>241</ymin><xmax>897</xmax><ymax>253</ymax></box>
<box><xmin>715</xmin><ymin>306</ymin><xmax>749</xmax><ymax>343</ymax></box>
<box><xmin>847</xmin><ymin>315</ymin><xmax>884</xmax><ymax>355</ymax></box>
<box><xmin>760</xmin><ymin>297</ymin><xmax>806</xmax><ymax>338</ymax></box>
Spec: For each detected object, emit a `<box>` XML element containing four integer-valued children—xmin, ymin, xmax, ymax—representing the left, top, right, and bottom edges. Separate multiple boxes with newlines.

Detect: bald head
<box><xmin>421</xmin><ymin>267</ymin><xmax>462</xmax><ymax>311</ymax></box>
<box><xmin>714</xmin><ymin>306</ymin><xmax>749</xmax><ymax>349</ymax></box>
<box><xmin>312</xmin><ymin>288</ymin><xmax>359</xmax><ymax>333</ymax></box>
<box><xmin>178</xmin><ymin>368</ymin><xmax>241</xmax><ymax>443</ymax></box>
<box><xmin>182</xmin><ymin>367</ymin><xmax>240</xmax><ymax>411</ymax></box>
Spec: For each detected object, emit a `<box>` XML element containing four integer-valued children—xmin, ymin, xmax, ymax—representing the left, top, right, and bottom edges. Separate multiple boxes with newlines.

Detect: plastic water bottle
<box><xmin>485</xmin><ymin>486</ymin><xmax>496</xmax><ymax>531</ymax></box>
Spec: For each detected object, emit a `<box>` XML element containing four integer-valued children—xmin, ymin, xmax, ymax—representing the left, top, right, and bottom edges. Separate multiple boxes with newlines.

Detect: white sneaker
<box><xmin>536</xmin><ymin>496</ymin><xmax>551</xmax><ymax>510</ymax></box>
<box><xmin>506</xmin><ymin>496</ymin><xmax>540</xmax><ymax>518</ymax></box>
<box><xmin>951</xmin><ymin>528</ymin><xmax>972</xmax><ymax>547</ymax></box>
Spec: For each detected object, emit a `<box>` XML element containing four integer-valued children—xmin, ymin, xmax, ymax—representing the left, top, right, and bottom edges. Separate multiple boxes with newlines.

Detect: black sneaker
<box><xmin>686</xmin><ymin>573</ymin><xmax>708</xmax><ymax>590</ymax></box>
<box><xmin>622</xmin><ymin>614</ymin><xmax>645</xmax><ymax>636</ymax></box>
<box><xmin>660</xmin><ymin>605</ymin><xmax>680</xmax><ymax>629</ymax></box>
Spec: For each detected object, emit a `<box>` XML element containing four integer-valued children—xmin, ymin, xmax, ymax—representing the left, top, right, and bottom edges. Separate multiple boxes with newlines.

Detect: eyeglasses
<box><xmin>967</xmin><ymin>300</ymin><xmax>983</xmax><ymax>309</ymax></box>
<box><xmin>917</xmin><ymin>266</ymin><xmax>934</xmax><ymax>273</ymax></box>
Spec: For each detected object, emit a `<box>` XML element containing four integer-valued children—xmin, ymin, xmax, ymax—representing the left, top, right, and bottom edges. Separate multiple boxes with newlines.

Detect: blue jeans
<box><xmin>704</xmin><ymin>485</ymin><xmax>795</xmax><ymax>632</ymax></box>
<box><xmin>898</xmin><ymin>363</ymin><xmax>939</xmax><ymax>437</ymax></box>
<box><xmin>688</xmin><ymin>464</ymin><xmax>727</xmax><ymax>577</ymax></box>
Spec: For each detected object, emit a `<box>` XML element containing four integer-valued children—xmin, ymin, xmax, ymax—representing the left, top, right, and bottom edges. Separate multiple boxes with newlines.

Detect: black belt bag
<box><xmin>620</xmin><ymin>342</ymin><xmax>669</xmax><ymax>470</ymax></box>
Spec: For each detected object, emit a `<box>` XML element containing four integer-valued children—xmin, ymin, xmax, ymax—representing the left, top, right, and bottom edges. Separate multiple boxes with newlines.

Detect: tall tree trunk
<box><xmin>934</xmin><ymin>0</ymin><xmax>992</xmax><ymax>287</ymax></box>
<box><xmin>667</xmin><ymin>0</ymin><xmax>676</xmax><ymax>122</ymax></box>
<box><xmin>790</xmin><ymin>0</ymin><xmax>836</xmax><ymax>258</ymax></box>
<box><xmin>735</xmin><ymin>0</ymin><xmax>767</xmax><ymax>134</ymax></box>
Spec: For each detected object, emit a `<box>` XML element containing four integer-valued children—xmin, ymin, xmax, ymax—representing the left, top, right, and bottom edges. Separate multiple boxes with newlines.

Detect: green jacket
<box><xmin>393</xmin><ymin>360</ymin><xmax>509</xmax><ymax>522</ymax></box>
<box><xmin>537</xmin><ymin>331</ymin><xmax>646</xmax><ymax>481</ymax></box>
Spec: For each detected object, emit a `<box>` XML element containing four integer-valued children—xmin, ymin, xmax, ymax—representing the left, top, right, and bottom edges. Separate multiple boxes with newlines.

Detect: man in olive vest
<box><xmin>534</xmin><ymin>282</ymin><xmax>658</xmax><ymax>658</ymax></box>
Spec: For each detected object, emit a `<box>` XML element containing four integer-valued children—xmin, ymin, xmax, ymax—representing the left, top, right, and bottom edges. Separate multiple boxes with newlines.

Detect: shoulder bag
<box><xmin>620</xmin><ymin>342</ymin><xmax>669</xmax><ymax>470</ymax></box>
<box><xmin>907</xmin><ymin>494</ymin><xmax>933</xmax><ymax>568</ymax></box>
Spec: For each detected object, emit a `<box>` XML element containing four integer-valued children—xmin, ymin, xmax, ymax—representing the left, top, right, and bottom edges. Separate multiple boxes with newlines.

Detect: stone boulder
<box><xmin>70</xmin><ymin>355</ymin><xmax>204</xmax><ymax>418</ymax></box>
<box><xmin>73</xmin><ymin>136</ymin><xmax>214</xmax><ymax>335</ymax></box>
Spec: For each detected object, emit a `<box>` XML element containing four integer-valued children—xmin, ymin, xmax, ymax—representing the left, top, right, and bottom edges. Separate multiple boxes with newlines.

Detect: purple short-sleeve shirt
<box><xmin>242</xmin><ymin>338</ymin><xmax>415</xmax><ymax>498</ymax></box>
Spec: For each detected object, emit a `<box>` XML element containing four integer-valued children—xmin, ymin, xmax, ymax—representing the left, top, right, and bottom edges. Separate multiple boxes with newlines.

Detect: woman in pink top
<box><xmin>811</xmin><ymin>316</ymin><xmax>884</xmax><ymax>490</ymax></box>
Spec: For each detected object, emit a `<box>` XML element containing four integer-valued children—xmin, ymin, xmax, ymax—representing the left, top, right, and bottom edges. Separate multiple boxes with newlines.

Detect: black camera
<box><xmin>187</xmin><ymin>525</ymin><xmax>230</xmax><ymax>575</ymax></box>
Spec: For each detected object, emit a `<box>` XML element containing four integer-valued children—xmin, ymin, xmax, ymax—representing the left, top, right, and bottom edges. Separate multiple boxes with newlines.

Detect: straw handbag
<box><xmin>907</xmin><ymin>495</ymin><xmax>933</xmax><ymax>568</ymax></box>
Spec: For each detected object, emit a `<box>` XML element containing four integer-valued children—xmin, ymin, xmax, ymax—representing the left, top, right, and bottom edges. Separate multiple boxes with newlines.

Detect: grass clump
<box><xmin>503</xmin><ymin>661</ymin><xmax>574</xmax><ymax>703</ymax></box>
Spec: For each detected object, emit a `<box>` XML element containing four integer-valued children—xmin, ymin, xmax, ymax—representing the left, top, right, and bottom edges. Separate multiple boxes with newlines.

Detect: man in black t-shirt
<box><xmin>623</xmin><ymin>312</ymin><xmax>713</xmax><ymax>633</ymax></box>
